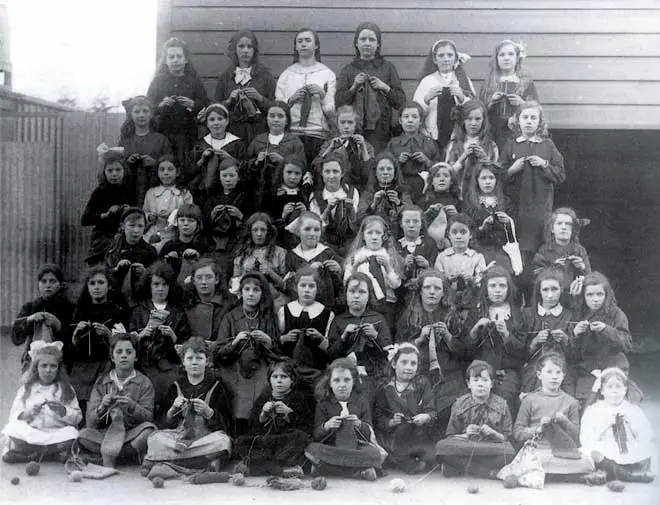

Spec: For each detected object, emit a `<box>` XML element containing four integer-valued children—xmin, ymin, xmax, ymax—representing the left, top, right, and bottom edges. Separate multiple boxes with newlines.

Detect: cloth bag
<box><xmin>497</xmin><ymin>439</ymin><xmax>545</xmax><ymax>489</ymax></box>
<box><xmin>502</xmin><ymin>219</ymin><xmax>523</xmax><ymax>276</ymax></box>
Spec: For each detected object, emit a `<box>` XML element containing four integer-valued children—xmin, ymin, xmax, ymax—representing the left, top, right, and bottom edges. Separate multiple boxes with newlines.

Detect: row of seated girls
<box><xmin>3</xmin><ymin>22</ymin><xmax>656</xmax><ymax>489</ymax></box>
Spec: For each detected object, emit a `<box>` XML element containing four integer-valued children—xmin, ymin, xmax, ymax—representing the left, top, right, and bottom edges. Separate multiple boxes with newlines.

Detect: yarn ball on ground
<box><xmin>607</xmin><ymin>480</ymin><xmax>625</xmax><ymax>492</ymax></box>
<box><xmin>69</xmin><ymin>471</ymin><xmax>83</xmax><ymax>483</ymax></box>
<box><xmin>389</xmin><ymin>478</ymin><xmax>405</xmax><ymax>493</ymax></box>
<box><xmin>311</xmin><ymin>476</ymin><xmax>327</xmax><ymax>491</ymax></box>
<box><xmin>152</xmin><ymin>477</ymin><xmax>165</xmax><ymax>489</ymax></box>
<box><xmin>10</xmin><ymin>476</ymin><xmax>20</xmax><ymax>485</ymax></box>
<box><xmin>230</xmin><ymin>473</ymin><xmax>246</xmax><ymax>486</ymax></box>
<box><xmin>25</xmin><ymin>462</ymin><xmax>40</xmax><ymax>476</ymax></box>
<box><xmin>467</xmin><ymin>484</ymin><xmax>480</xmax><ymax>494</ymax></box>
<box><xmin>502</xmin><ymin>475</ymin><xmax>519</xmax><ymax>488</ymax></box>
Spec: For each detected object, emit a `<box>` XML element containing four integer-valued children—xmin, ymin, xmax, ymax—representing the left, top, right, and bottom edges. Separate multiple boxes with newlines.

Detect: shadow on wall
<box><xmin>553</xmin><ymin>130</ymin><xmax>660</xmax><ymax>348</ymax></box>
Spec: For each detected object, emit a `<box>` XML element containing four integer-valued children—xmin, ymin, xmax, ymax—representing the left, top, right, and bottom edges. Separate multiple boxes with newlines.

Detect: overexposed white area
<box><xmin>5</xmin><ymin>0</ymin><xmax>157</xmax><ymax>109</ymax></box>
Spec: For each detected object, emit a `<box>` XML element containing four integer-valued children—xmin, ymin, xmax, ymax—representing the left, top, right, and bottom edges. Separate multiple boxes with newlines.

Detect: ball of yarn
<box><xmin>230</xmin><ymin>473</ymin><xmax>246</xmax><ymax>487</ymax></box>
<box><xmin>25</xmin><ymin>462</ymin><xmax>40</xmax><ymax>476</ymax></box>
<box><xmin>389</xmin><ymin>478</ymin><xmax>405</xmax><ymax>493</ymax></box>
<box><xmin>502</xmin><ymin>475</ymin><xmax>518</xmax><ymax>489</ymax></box>
<box><xmin>311</xmin><ymin>476</ymin><xmax>327</xmax><ymax>491</ymax></box>
<box><xmin>152</xmin><ymin>476</ymin><xmax>165</xmax><ymax>488</ymax></box>
<box><xmin>607</xmin><ymin>480</ymin><xmax>625</xmax><ymax>492</ymax></box>
<box><xmin>467</xmin><ymin>484</ymin><xmax>479</xmax><ymax>494</ymax></box>
<box><xmin>69</xmin><ymin>471</ymin><xmax>83</xmax><ymax>483</ymax></box>
<box><xmin>234</xmin><ymin>462</ymin><xmax>249</xmax><ymax>476</ymax></box>
<box><xmin>10</xmin><ymin>476</ymin><xmax>20</xmax><ymax>485</ymax></box>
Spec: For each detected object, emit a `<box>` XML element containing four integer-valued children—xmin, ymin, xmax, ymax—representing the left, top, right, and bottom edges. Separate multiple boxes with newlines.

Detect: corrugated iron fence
<box><xmin>1</xmin><ymin>104</ymin><xmax>124</xmax><ymax>327</ymax></box>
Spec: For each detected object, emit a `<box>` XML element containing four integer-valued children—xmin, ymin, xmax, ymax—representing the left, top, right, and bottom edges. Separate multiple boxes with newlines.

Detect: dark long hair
<box><xmin>136</xmin><ymin>260</ymin><xmax>182</xmax><ymax>305</ymax></box>
<box><xmin>154</xmin><ymin>37</ymin><xmax>199</xmax><ymax>78</ymax></box>
<box><xmin>235</xmin><ymin>212</ymin><xmax>279</xmax><ymax>264</ymax></box>
<box><xmin>226</xmin><ymin>30</ymin><xmax>261</xmax><ymax>68</ymax></box>
<box><xmin>292</xmin><ymin>28</ymin><xmax>321</xmax><ymax>63</ymax></box>
<box><xmin>314</xmin><ymin>357</ymin><xmax>361</xmax><ymax>401</ymax></box>
<box><xmin>119</xmin><ymin>95</ymin><xmax>157</xmax><ymax>141</ymax></box>
<box><xmin>352</xmin><ymin>22</ymin><xmax>382</xmax><ymax>59</ymax></box>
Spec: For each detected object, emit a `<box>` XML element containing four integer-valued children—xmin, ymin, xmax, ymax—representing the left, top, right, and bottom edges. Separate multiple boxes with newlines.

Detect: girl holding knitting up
<box><xmin>395</xmin><ymin>206</ymin><xmax>439</xmax><ymax>295</ymax></box>
<box><xmin>373</xmin><ymin>343</ymin><xmax>437</xmax><ymax>474</ymax></box>
<box><xmin>305</xmin><ymin>358</ymin><xmax>385</xmax><ymax>481</ymax></box>
<box><xmin>2</xmin><ymin>341</ymin><xmax>82</xmax><ymax>463</ymax></box>
<box><xmin>78</xmin><ymin>333</ymin><xmax>155</xmax><ymax>468</ymax></box>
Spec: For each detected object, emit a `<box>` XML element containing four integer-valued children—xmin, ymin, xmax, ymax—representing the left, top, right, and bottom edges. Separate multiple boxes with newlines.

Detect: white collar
<box><xmin>479</xmin><ymin>195</ymin><xmax>499</xmax><ymax>208</ymax></box>
<box><xmin>399</xmin><ymin>236</ymin><xmax>422</xmax><ymax>253</ymax></box>
<box><xmin>499</xmin><ymin>75</ymin><xmax>520</xmax><ymax>83</ymax></box>
<box><xmin>489</xmin><ymin>304</ymin><xmax>511</xmax><ymax>321</ymax></box>
<box><xmin>278</xmin><ymin>186</ymin><xmax>300</xmax><ymax>196</ymax></box>
<box><xmin>109</xmin><ymin>369</ymin><xmax>137</xmax><ymax>392</ymax></box>
<box><xmin>515</xmin><ymin>135</ymin><xmax>543</xmax><ymax>144</ymax></box>
<box><xmin>292</xmin><ymin>243</ymin><xmax>328</xmax><ymax>260</ymax></box>
<box><xmin>287</xmin><ymin>300</ymin><xmax>325</xmax><ymax>319</ymax></box>
<box><xmin>322</xmin><ymin>187</ymin><xmax>347</xmax><ymax>201</ymax></box>
<box><xmin>234</xmin><ymin>66</ymin><xmax>252</xmax><ymax>85</ymax></box>
<box><xmin>153</xmin><ymin>185</ymin><xmax>181</xmax><ymax>197</ymax></box>
<box><xmin>538</xmin><ymin>304</ymin><xmax>563</xmax><ymax>317</ymax></box>
<box><xmin>204</xmin><ymin>132</ymin><xmax>240</xmax><ymax>150</ymax></box>
<box><xmin>445</xmin><ymin>247</ymin><xmax>475</xmax><ymax>257</ymax></box>
<box><xmin>268</xmin><ymin>133</ymin><xmax>285</xmax><ymax>145</ymax></box>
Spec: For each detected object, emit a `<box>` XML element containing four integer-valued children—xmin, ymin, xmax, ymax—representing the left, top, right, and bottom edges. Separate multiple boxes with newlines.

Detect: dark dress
<box><xmin>464</xmin><ymin>199</ymin><xmax>515</xmax><ymax>276</ymax></box>
<box><xmin>185</xmin><ymin>294</ymin><xmax>235</xmax><ymax>342</ymax></box>
<box><xmin>105</xmin><ymin>237</ymin><xmax>158</xmax><ymax>307</ymax></box>
<box><xmin>263</xmin><ymin>187</ymin><xmax>310</xmax><ymax>250</ymax></box>
<box><xmin>386</xmin><ymin>134</ymin><xmax>440</xmax><ymax>203</ymax></box>
<box><xmin>284</xmin><ymin>245</ymin><xmax>344</xmax><ymax>311</ymax></box>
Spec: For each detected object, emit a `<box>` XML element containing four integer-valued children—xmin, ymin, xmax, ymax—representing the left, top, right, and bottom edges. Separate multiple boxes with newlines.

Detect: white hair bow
<box><xmin>28</xmin><ymin>340</ymin><xmax>63</xmax><ymax>360</ymax></box>
<box><xmin>96</xmin><ymin>143</ymin><xmax>125</xmax><ymax>163</ymax></box>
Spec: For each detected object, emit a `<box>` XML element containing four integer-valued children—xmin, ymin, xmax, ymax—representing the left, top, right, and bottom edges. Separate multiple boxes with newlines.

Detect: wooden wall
<box><xmin>159</xmin><ymin>0</ymin><xmax>660</xmax><ymax>129</ymax></box>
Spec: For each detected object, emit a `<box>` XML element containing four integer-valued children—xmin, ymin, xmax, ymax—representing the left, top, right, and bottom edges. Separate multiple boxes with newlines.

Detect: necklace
<box><xmin>243</xmin><ymin>307</ymin><xmax>259</xmax><ymax>320</ymax></box>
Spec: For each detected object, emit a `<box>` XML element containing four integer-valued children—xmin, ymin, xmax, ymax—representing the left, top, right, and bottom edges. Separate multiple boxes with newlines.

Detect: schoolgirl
<box><xmin>420</xmin><ymin>161</ymin><xmax>461</xmax><ymax>213</ymax></box>
<box><xmin>434</xmin><ymin>213</ymin><xmax>487</xmax><ymax>284</ymax></box>
<box><xmin>214</xmin><ymin>30</ymin><xmax>277</xmax><ymax>147</ymax></box>
<box><xmin>395</xmin><ymin>207</ymin><xmax>439</xmax><ymax>291</ymax></box>
<box><xmin>82</xmin><ymin>144</ymin><xmax>136</xmax><ymax>265</ymax></box>
<box><xmin>335</xmin><ymin>22</ymin><xmax>406</xmax><ymax>152</ymax></box>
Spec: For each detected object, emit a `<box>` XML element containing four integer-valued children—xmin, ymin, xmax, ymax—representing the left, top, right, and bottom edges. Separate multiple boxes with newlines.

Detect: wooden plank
<box><xmin>172</xmin><ymin>7</ymin><xmax>660</xmax><ymax>33</ymax></box>
<box><xmin>195</xmin><ymin>55</ymin><xmax>660</xmax><ymax>82</ymax></box>
<box><xmin>172</xmin><ymin>0</ymin><xmax>660</xmax><ymax>10</ymax></box>
<box><xmin>175</xmin><ymin>31</ymin><xmax>660</xmax><ymax>58</ymax></box>
<box><xmin>544</xmin><ymin>105</ymin><xmax>660</xmax><ymax>130</ymax></box>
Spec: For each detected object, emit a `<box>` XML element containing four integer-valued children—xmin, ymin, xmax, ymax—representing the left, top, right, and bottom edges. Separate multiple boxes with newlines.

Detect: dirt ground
<box><xmin>1</xmin><ymin>341</ymin><xmax>659</xmax><ymax>505</ymax></box>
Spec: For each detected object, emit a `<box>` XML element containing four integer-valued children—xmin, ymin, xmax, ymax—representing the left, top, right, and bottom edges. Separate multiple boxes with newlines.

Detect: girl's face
<box><xmin>375</xmin><ymin>159</ymin><xmax>395</xmax><ymax>186</ymax></box>
<box><xmin>552</xmin><ymin>213</ymin><xmax>573</xmax><ymax>244</ymax></box>
<box><xmin>518</xmin><ymin>107</ymin><xmax>541</xmax><ymax>137</ymax></box>
<box><xmin>38</xmin><ymin>273</ymin><xmax>61</xmax><ymax>299</ymax></box>
<box><xmin>193</xmin><ymin>265</ymin><xmax>218</xmax><ymax>298</ymax></box>
<box><xmin>219</xmin><ymin>166</ymin><xmax>239</xmax><ymax>191</ymax></box>
<box><xmin>537</xmin><ymin>360</ymin><xmax>564</xmax><ymax>392</ymax></box>
<box><xmin>177</xmin><ymin>216</ymin><xmax>198</xmax><ymax>238</ymax></box>
<box><xmin>37</xmin><ymin>355</ymin><xmax>59</xmax><ymax>385</ymax></box>
<box><xmin>123</xmin><ymin>216</ymin><xmax>146</xmax><ymax>244</ymax></box>
<box><xmin>356</xmin><ymin>29</ymin><xmax>378</xmax><ymax>60</ymax></box>
<box><xmin>337</xmin><ymin>112</ymin><xmax>357</xmax><ymax>136</ymax></box>
<box><xmin>464</xmin><ymin>108</ymin><xmax>484</xmax><ymax>136</ymax></box>
<box><xmin>539</xmin><ymin>279</ymin><xmax>561</xmax><ymax>309</ymax></box>
<box><xmin>282</xmin><ymin>164</ymin><xmax>303</xmax><ymax>189</ymax></box>
<box><xmin>601</xmin><ymin>376</ymin><xmax>627</xmax><ymax>406</ymax></box>
<box><xmin>270</xmin><ymin>366</ymin><xmax>293</xmax><ymax>396</ymax></box>
<box><xmin>448</xmin><ymin>222</ymin><xmax>471</xmax><ymax>251</ymax></box>
<box><xmin>158</xmin><ymin>161</ymin><xmax>178</xmax><ymax>186</ymax></box>
<box><xmin>467</xmin><ymin>370</ymin><xmax>492</xmax><ymax>400</ymax></box>
<box><xmin>433</xmin><ymin>44</ymin><xmax>457</xmax><ymax>73</ymax></box>
<box><xmin>207</xmin><ymin>111</ymin><xmax>229</xmax><ymax>138</ymax></box>
<box><xmin>400</xmin><ymin>107</ymin><xmax>421</xmax><ymax>135</ymax></box>
<box><xmin>487</xmin><ymin>276</ymin><xmax>509</xmax><ymax>304</ymax></box>
<box><xmin>393</xmin><ymin>351</ymin><xmax>418</xmax><ymax>382</ymax></box>
<box><xmin>250</xmin><ymin>220</ymin><xmax>269</xmax><ymax>246</ymax></box>
<box><xmin>330</xmin><ymin>368</ymin><xmax>354</xmax><ymax>401</ymax></box>
<box><xmin>267</xmin><ymin>107</ymin><xmax>287</xmax><ymax>135</ymax></box>
<box><xmin>421</xmin><ymin>276</ymin><xmax>444</xmax><ymax>307</ymax></box>
<box><xmin>321</xmin><ymin>161</ymin><xmax>342</xmax><ymax>191</ymax></box>
<box><xmin>295</xmin><ymin>31</ymin><xmax>318</xmax><ymax>60</ymax></box>
<box><xmin>584</xmin><ymin>284</ymin><xmax>606</xmax><ymax>311</ymax></box>
<box><xmin>497</xmin><ymin>44</ymin><xmax>518</xmax><ymax>73</ymax></box>
<box><xmin>88</xmin><ymin>273</ymin><xmax>109</xmax><ymax>303</ymax></box>
<box><xmin>236</xmin><ymin>36</ymin><xmax>255</xmax><ymax>67</ymax></box>
<box><xmin>432</xmin><ymin>168</ymin><xmax>452</xmax><ymax>192</ymax></box>
<box><xmin>112</xmin><ymin>340</ymin><xmax>137</xmax><ymax>373</ymax></box>
<box><xmin>151</xmin><ymin>275</ymin><xmax>170</xmax><ymax>304</ymax></box>
<box><xmin>363</xmin><ymin>222</ymin><xmax>385</xmax><ymax>250</ymax></box>
<box><xmin>477</xmin><ymin>168</ymin><xmax>497</xmax><ymax>194</ymax></box>
<box><xmin>299</xmin><ymin>217</ymin><xmax>321</xmax><ymax>249</ymax></box>
<box><xmin>346</xmin><ymin>280</ymin><xmax>369</xmax><ymax>313</ymax></box>
<box><xmin>131</xmin><ymin>103</ymin><xmax>153</xmax><ymax>129</ymax></box>
<box><xmin>297</xmin><ymin>275</ymin><xmax>318</xmax><ymax>305</ymax></box>
<box><xmin>165</xmin><ymin>46</ymin><xmax>187</xmax><ymax>75</ymax></box>
<box><xmin>241</xmin><ymin>279</ymin><xmax>262</xmax><ymax>308</ymax></box>
<box><xmin>183</xmin><ymin>350</ymin><xmax>207</xmax><ymax>377</ymax></box>
<box><xmin>401</xmin><ymin>210</ymin><xmax>422</xmax><ymax>239</ymax></box>
<box><xmin>104</xmin><ymin>161</ymin><xmax>125</xmax><ymax>185</ymax></box>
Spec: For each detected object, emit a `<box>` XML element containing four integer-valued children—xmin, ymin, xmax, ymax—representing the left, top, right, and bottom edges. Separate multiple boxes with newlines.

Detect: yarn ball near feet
<box><xmin>389</xmin><ymin>478</ymin><xmax>405</xmax><ymax>493</ymax></box>
<box><xmin>10</xmin><ymin>476</ymin><xmax>20</xmax><ymax>485</ymax></box>
<box><xmin>503</xmin><ymin>475</ymin><xmax>518</xmax><ymax>488</ymax></box>
<box><xmin>152</xmin><ymin>477</ymin><xmax>164</xmax><ymax>489</ymax></box>
<box><xmin>311</xmin><ymin>476</ymin><xmax>327</xmax><ymax>491</ymax></box>
<box><xmin>230</xmin><ymin>473</ymin><xmax>246</xmax><ymax>486</ymax></box>
<box><xmin>467</xmin><ymin>484</ymin><xmax>479</xmax><ymax>494</ymax></box>
<box><xmin>25</xmin><ymin>462</ymin><xmax>40</xmax><ymax>476</ymax></box>
<box><xmin>69</xmin><ymin>471</ymin><xmax>83</xmax><ymax>483</ymax></box>
<box><xmin>607</xmin><ymin>480</ymin><xmax>625</xmax><ymax>492</ymax></box>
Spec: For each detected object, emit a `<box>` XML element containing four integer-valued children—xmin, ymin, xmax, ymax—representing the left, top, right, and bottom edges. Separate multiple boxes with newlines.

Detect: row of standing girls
<box><xmin>3</xmin><ymin>22</ymin><xmax>655</xmax><ymax>488</ymax></box>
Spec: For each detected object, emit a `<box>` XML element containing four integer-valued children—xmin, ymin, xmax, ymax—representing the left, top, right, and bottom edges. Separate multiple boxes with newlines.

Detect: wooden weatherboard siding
<box><xmin>159</xmin><ymin>0</ymin><xmax>660</xmax><ymax>129</ymax></box>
